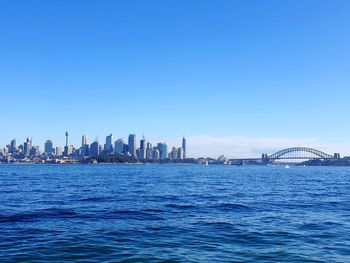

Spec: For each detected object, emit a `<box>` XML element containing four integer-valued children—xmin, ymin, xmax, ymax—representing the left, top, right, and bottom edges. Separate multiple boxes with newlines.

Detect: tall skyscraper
<box><xmin>105</xmin><ymin>134</ymin><xmax>114</xmax><ymax>153</ymax></box>
<box><xmin>182</xmin><ymin>137</ymin><xmax>187</xmax><ymax>158</ymax></box>
<box><xmin>44</xmin><ymin>140</ymin><xmax>54</xmax><ymax>154</ymax></box>
<box><xmin>81</xmin><ymin>135</ymin><xmax>89</xmax><ymax>157</ymax></box>
<box><xmin>157</xmin><ymin>142</ymin><xmax>168</xmax><ymax>160</ymax></box>
<box><xmin>23</xmin><ymin>137</ymin><xmax>32</xmax><ymax>157</ymax></box>
<box><xmin>90</xmin><ymin>140</ymin><xmax>100</xmax><ymax>157</ymax></box>
<box><xmin>115</xmin><ymin>139</ymin><xmax>124</xmax><ymax>155</ymax></box>
<box><xmin>140</xmin><ymin>137</ymin><xmax>146</xmax><ymax>150</ymax></box>
<box><xmin>128</xmin><ymin>134</ymin><xmax>136</xmax><ymax>157</ymax></box>
<box><xmin>10</xmin><ymin>139</ymin><xmax>16</xmax><ymax>154</ymax></box>
<box><xmin>82</xmin><ymin>135</ymin><xmax>88</xmax><ymax>147</ymax></box>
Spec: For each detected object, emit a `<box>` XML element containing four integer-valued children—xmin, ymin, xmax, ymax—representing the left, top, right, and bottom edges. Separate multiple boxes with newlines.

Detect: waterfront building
<box><xmin>10</xmin><ymin>139</ymin><xmax>16</xmax><ymax>154</ymax></box>
<box><xmin>182</xmin><ymin>137</ymin><xmax>186</xmax><ymax>158</ymax></box>
<box><xmin>44</xmin><ymin>140</ymin><xmax>54</xmax><ymax>154</ymax></box>
<box><xmin>138</xmin><ymin>148</ymin><xmax>146</xmax><ymax>160</ymax></box>
<box><xmin>157</xmin><ymin>143</ymin><xmax>168</xmax><ymax>160</ymax></box>
<box><xmin>178</xmin><ymin>147</ymin><xmax>184</xmax><ymax>160</ymax></box>
<box><xmin>115</xmin><ymin>139</ymin><xmax>124</xmax><ymax>155</ymax></box>
<box><xmin>67</xmin><ymin>145</ymin><xmax>74</xmax><ymax>156</ymax></box>
<box><xmin>128</xmin><ymin>134</ymin><xmax>136</xmax><ymax>157</ymax></box>
<box><xmin>105</xmin><ymin>134</ymin><xmax>114</xmax><ymax>153</ymax></box>
<box><xmin>90</xmin><ymin>141</ymin><xmax>100</xmax><ymax>157</ymax></box>
<box><xmin>55</xmin><ymin>147</ymin><xmax>62</xmax><ymax>157</ymax></box>
<box><xmin>23</xmin><ymin>137</ymin><xmax>32</xmax><ymax>157</ymax></box>
<box><xmin>140</xmin><ymin>137</ymin><xmax>146</xmax><ymax>150</ymax></box>
<box><xmin>81</xmin><ymin>135</ymin><xmax>89</xmax><ymax>157</ymax></box>
<box><xmin>30</xmin><ymin>146</ymin><xmax>40</xmax><ymax>156</ymax></box>
<box><xmin>153</xmin><ymin>148</ymin><xmax>160</xmax><ymax>160</ymax></box>
<box><xmin>171</xmin><ymin>147</ymin><xmax>178</xmax><ymax>160</ymax></box>
<box><xmin>146</xmin><ymin>148</ymin><xmax>153</xmax><ymax>160</ymax></box>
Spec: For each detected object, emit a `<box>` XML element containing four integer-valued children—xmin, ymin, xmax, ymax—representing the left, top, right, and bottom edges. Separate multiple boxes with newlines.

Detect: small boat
<box><xmin>285</xmin><ymin>165</ymin><xmax>290</xmax><ymax>169</ymax></box>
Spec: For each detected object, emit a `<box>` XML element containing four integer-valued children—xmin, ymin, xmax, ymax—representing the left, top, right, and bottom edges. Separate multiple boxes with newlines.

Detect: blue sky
<box><xmin>1</xmin><ymin>0</ymin><xmax>350</xmax><ymax>157</ymax></box>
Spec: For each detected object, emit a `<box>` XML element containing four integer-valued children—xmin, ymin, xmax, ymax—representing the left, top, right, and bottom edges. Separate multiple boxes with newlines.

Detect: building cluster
<box><xmin>0</xmin><ymin>132</ymin><xmax>187</xmax><ymax>163</ymax></box>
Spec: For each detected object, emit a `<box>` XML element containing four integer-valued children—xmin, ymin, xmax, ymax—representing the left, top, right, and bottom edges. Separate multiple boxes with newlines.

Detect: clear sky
<box><xmin>1</xmin><ymin>0</ymin><xmax>350</xmax><ymax>157</ymax></box>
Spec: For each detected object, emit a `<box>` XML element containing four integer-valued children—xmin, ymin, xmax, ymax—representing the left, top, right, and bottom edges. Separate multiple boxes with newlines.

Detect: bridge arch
<box><xmin>267</xmin><ymin>147</ymin><xmax>333</xmax><ymax>161</ymax></box>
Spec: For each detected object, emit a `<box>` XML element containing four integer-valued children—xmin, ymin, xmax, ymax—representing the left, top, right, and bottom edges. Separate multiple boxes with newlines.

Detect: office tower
<box><xmin>146</xmin><ymin>148</ymin><xmax>153</xmax><ymax>160</ymax></box>
<box><xmin>147</xmin><ymin>142</ymin><xmax>152</xmax><ymax>149</ymax></box>
<box><xmin>81</xmin><ymin>135</ymin><xmax>89</xmax><ymax>157</ymax></box>
<box><xmin>128</xmin><ymin>134</ymin><xmax>136</xmax><ymax>157</ymax></box>
<box><xmin>90</xmin><ymin>141</ymin><xmax>100</xmax><ymax>157</ymax></box>
<box><xmin>171</xmin><ymin>147</ymin><xmax>178</xmax><ymax>160</ymax></box>
<box><xmin>178</xmin><ymin>147</ymin><xmax>184</xmax><ymax>160</ymax></box>
<box><xmin>157</xmin><ymin>142</ymin><xmax>168</xmax><ymax>160</ymax></box>
<box><xmin>115</xmin><ymin>139</ymin><xmax>124</xmax><ymax>155</ymax></box>
<box><xmin>82</xmin><ymin>135</ymin><xmax>88</xmax><ymax>147</ymax></box>
<box><xmin>139</xmin><ymin>148</ymin><xmax>146</xmax><ymax>160</ymax></box>
<box><xmin>23</xmin><ymin>137</ymin><xmax>32</xmax><ymax>157</ymax></box>
<box><xmin>140</xmin><ymin>137</ymin><xmax>146</xmax><ymax>150</ymax></box>
<box><xmin>105</xmin><ymin>134</ymin><xmax>114</xmax><ymax>153</ymax></box>
<box><xmin>67</xmin><ymin>145</ymin><xmax>74</xmax><ymax>156</ymax></box>
<box><xmin>44</xmin><ymin>140</ymin><xmax>54</xmax><ymax>154</ymax></box>
<box><xmin>30</xmin><ymin>146</ymin><xmax>40</xmax><ymax>156</ymax></box>
<box><xmin>153</xmin><ymin>148</ymin><xmax>160</xmax><ymax>160</ymax></box>
<box><xmin>55</xmin><ymin>147</ymin><xmax>62</xmax><ymax>157</ymax></box>
<box><xmin>10</xmin><ymin>139</ymin><xmax>16</xmax><ymax>154</ymax></box>
<box><xmin>182</xmin><ymin>137</ymin><xmax>186</xmax><ymax>158</ymax></box>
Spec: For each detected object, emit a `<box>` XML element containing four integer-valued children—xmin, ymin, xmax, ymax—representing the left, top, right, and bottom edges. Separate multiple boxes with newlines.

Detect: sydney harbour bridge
<box><xmin>231</xmin><ymin>147</ymin><xmax>341</xmax><ymax>165</ymax></box>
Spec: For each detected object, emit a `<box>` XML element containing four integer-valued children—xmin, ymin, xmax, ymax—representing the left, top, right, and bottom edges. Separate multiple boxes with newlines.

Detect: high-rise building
<box><xmin>128</xmin><ymin>134</ymin><xmax>136</xmax><ymax>157</ymax></box>
<box><xmin>146</xmin><ymin>148</ymin><xmax>153</xmax><ymax>160</ymax></box>
<box><xmin>55</xmin><ymin>147</ymin><xmax>62</xmax><ymax>157</ymax></box>
<box><xmin>178</xmin><ymin>147</ymin><xmax>184</xmax><ymax>160</ymax></box>
<box><xmin>115</xmin><ymin>139</ymin><xmax>124</xmax><ymax>155</ymax></box>
<box><xmin>81</xmin><ymin>135</ymin><xmax>89</xmax><ymax>157</ymax></box>
<box><xmin>105</xmin><ymin>134</ymin><xmax>114</xmax><ymax>153</ymax></box>
<box><xmin>157</xmin><ymin>142</ymin><xmax>168</xmax><ymax>160</ymax></box>
<box><xmin>82</xmin><ymin>135</ymin><xmax>88</xmax><ymax>147</ymax></box>
<box><xmin>153</xmin><ymin>148</ymin><xmax>160</xmax><ymax>160</ymax></box>
<box><xmin>23</xmin><ymin>137</ymin><xmax>32</xmax><ymax>157</ymax></box>
<box><xmin>171</xmin><ymin>146</ymin><xmax>178</xmax><ymax>160</ymax></box>
<box><xmin>30</xmin><ymin>146</ymin><xmax>40</xmax><ymax>156</ymax></box>
<box><xmin>90</xmin><ymin>141</ymin><xmax>100</xmax><ymax>157</ymax></box>
<box><xmin>44</xmin><ymin>140</ymin><xmax>54</xmax><ymax>154</ymax></box>
<box><xmin>140</xmin><ymin>137</ymin><xmax>146</xmax><ymax>150</ymax></box>
<box><xmin>182</xmin><ymin>137</ymin><xmax>186</xmax><ymax>158</ymax></box>
<box><xmin>10</xmin><ymin>139</ymin><xmax>16</xmax><ymax>154</ymax></box>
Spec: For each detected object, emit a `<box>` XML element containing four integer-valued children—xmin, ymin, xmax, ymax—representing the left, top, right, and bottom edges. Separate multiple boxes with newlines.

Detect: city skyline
<box><xmin>1</xmin><ymin>132</ymin><xmax>187</xmax><ymax>162</ymax></box>
<box><xmin>1</xmin><ymin>1</ymin><xmax>350</xmax><ymax>157</ymax></box>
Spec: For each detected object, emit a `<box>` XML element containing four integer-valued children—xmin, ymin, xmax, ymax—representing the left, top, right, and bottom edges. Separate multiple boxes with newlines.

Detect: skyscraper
<box><xmin>82</xmin><ymin>135</ymin><xmax>88</xmax><ymax>147</ymax></box>
<box><xmin>90</xmin><ymin>140</ymin><xmax>100</xmax><ymax>157</ymax></box>
<box><xmin>115</xmin><ymin>139</ymin><xmax>124</xmax><ymax>155</ymax></box>
<box><xmin>81</xmin><ymin>135</ymin><xmax>89</xmax><ymax>157</ymax></box>
<box><xmin>182</xmin><ymin>137</ymin><xmax>187</xmax><ymax>158</ymax></box>
<box><xmin>23</xmin><ymin>137</ymin><xmax>32</xmax><ymax>157</ymax></box>
<box><xmin>10</xmin><ymin>139</ymin><xmax>16</xmax><ymax>154</ymax></box>
<box><xmin>157</xmin><ymin>142</ymin><xmax>168</xmax><ymax>160</ymax></box>
<box><xmin>105</xmin><ymin>134</ymin><xmax>114</xmax><ymax>153</ymax></box>
<box><xmin>128</xmin><ymin>134</ymin><xmax>136</xmax><ymax>157</ymax></box>
<box><xmin>44</xmin><ymin>140</ymin><xmax>54</xmax><ymax>154</ymax></box>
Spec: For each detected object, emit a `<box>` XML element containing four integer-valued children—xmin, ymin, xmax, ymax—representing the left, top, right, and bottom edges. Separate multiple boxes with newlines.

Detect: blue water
<box><xmin>1</xmin><ymin>164</ymin><xmax>350</xmax><ymax>262</ymax></box>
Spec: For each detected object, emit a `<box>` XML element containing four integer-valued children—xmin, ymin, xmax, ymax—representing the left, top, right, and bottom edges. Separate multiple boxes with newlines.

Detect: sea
<box><xmin>0</xmin><ymin>164</ymin><xmax>349</xmax><ymax>262</ymax></box>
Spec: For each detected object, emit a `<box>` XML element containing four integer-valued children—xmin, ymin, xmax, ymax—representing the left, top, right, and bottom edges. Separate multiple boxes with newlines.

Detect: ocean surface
<box><xmin>0</xmin><ymin>164</ymin><xmax>350</xmax><ymax>262</ymax></box>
